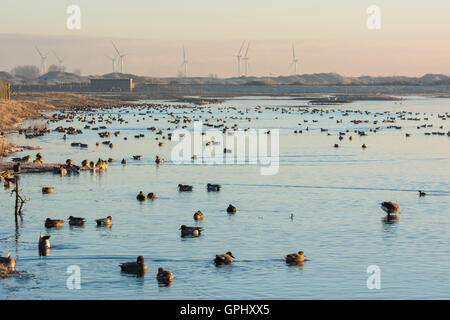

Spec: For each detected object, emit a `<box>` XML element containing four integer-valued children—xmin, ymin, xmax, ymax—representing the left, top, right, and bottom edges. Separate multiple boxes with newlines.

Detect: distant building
<box><xmin>90</xmin><ymin>78</ymin><xmax>134</xmax><ymax>92</ymax></box>
<box><xmin>0</xmin><ymin>80</ymin><xmax>11</xmax><ymax>99</ymax></box>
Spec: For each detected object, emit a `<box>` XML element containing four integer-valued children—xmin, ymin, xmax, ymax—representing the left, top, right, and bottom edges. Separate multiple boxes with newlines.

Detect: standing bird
<box><xmin>119</xmin><ymin>256</ymin><xmax>147</xmax><ymax>275</ymax></box>
<box><xmin>380</xmin><ymin>202</ymin><xmax>399</xmax><ymax>214</ymax></box>
<box><xmin>214</xmin><ymin>252</ymin><xmax>235</xmax><ymax>266</ymax></box>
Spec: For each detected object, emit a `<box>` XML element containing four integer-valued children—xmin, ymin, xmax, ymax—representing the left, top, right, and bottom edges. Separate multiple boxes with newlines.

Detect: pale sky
<box><xmin>0</xmin><ymin>0</ymin><xmax>449</xmax><ymax>77</ymax></box>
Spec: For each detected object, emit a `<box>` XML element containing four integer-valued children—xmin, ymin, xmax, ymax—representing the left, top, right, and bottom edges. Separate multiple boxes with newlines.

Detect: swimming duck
<box><xmin>45</xmin><ymin>218</ymin><xmax>64</xmax><ymax>228</ymax></box>
<box><xmin>156</xmin><ymin>267</ymin><xmax>174</xmax><ymax>284</ymax></box>
<box><xmin>96</xmin><ymin>216</ymin><xmax>113</xmax><ymax>226</ymax></box>
<box><xmin>207</xmin><ymin>183</ymin><xmax>221</xmax><ymax>192</ymax></box>
<box><xmin>68</xmin><ymin>216</ymin><xmax>86</xmax><ymax>226</ymax></box>
<box><xmin>380</xmin><ymin>202</ymin><xmax>399</xmax><ymax>214</ymax></box>
<box><xmin>285</xmin><ymin>251</ymin><xmax>305</xmax><ymax>264</ymax></box>
<box><xmin>214</xmin><ymin>252</ymin><xmax>234</xmax><ymax>265</ymax></box>
<box><xmin>178</xmin><ymin>184</ymin><xmax>193</xmax><ymax>192</ymax></box>
<box><xmin>42</xmin><ymin>187</ymin><xmax>54</xmax><ymax>194</ymax></box>
<box><xmin>180</xmin><ymin>225</ymin><xmax>203</xmax><ymax>237</ymax></box>
<box><xmin>193</xmin><ymin>210</ymin><xmax>204</xmax><ymax>220</ymax></box>
<box><xmin>147</xmin><ymin>192</ymin><xmax>157</xmax><ymax>200</ymax></box>
<box><xmin>119</xmin><ymin>256</ymin><xmax>147</xmax><ymax>275</ymax></box>
<box><xmin>418</xmin><ymin>190</ymin><xmax>426</xmax><ymax>197</ymax></box>
<box><xmin>0</xmin><ymin>254</ymin><xmax>16</xmax><ymax>271</ymax></box>
<box><xmin>226</xmin><ymin>204</ymin><xmax>236</xmax><ymax>213</ymax></box>
<box><xmin>136</xmin><ymin>191</ymin><xmax>147</xmax><ymax>201</ymax></box>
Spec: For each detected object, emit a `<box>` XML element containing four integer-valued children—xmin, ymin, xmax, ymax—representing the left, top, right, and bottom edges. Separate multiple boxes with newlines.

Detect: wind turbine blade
<box><xmin>245</xmin><ymin>41</ymin><xmax>250</xmax><ymax>58</ymax></box>
<box><xmin>35</xmin><ymin>46</ymin><xmax>43</xmax><ymax>57</ymax></box>
<box><xmin>111</xmin><ymin>41</ymin><xmax>121</xmax><ymax>55</ymax></box>
<box><xmin>237</xmin><ymin>40</ymin><xmax>246</xmax><ymax>56</ymax></box>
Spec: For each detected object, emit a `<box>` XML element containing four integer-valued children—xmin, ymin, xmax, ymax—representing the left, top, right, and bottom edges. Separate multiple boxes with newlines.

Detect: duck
<box><xmin>380</xmin><ymin>202</ymin><xmax>399</xmax><ymax>214</ymax></box>
<box><xmin>226</xmin><ymin>204</ymin><xmax>236</xmax><ymax>213</ymax></box>
<box><xmin>214</xmin><ymin>252</ymin><xmax>234</xmax><ymax>265</ymax></box>
<box><xmin>119</xmin><ymin>256</ymin><xmax>147</xmax><ymax>275</ymax></box>
<box><xmin>147</xmin><ymin>192</ymin><xmax>157</xmax><ymax>199</ymax></box>
<box><xmin>180</xmin><ymin>225</ymin><xmax>203</xmax><ymax>237</ymax></box>
<box><xmin>156</xmin><ymin>267</ymin><xmax>174</xmax><ymax>284</ymax></box>
<box><xmin>96</xmin><ymin>216</ymin><xmax>113</xmax><ymax>226</ymax></box>
<box><xmin>136</xmin><ymin>191</ymin><xmax>147</xmax><ymax>201</ymax></box>
<box><xmin>0</xmin><ymin>254</ymin><xmax>16</xmax><ymax>271</ymax></box>
<box><xmin>207</xmin><ymin>183</ymin><xmax>221</xmax><ymax>192</ymax></box>
<box><xmin>155</xmin><ymin>156</ymin><xmax>164</xmax><ymax>164</ymax></box>
<box><xmin>178</xmin><ymin>184</ymin><xmax>193</xmax><ymax>192</ymax></box>
<box><xmin>45</xmin><ymin>218</ymin><xmax>64</xmax><ymax>228</ymax></box>
<box><xmin>418</xmin><ymin>190</ymin><xmax>426</xmax><ymax>197</ymax></box>
<box><xmin>42</xmin><ymin>187</ymin><xmax>54</xmax><ymax>194</ymax></box>
<box><xmin>38</xmin><ymin>233</ymin><xmax>51</xmax><ymax>256</ymax></box>
<box><xmin>285</xmin><ymin>251</ymin><xmax>305</xmax><ymax>264</ymax></box>
<box><xmin>68</xmin><ymin>216</ymin><xmax>86</xmax><ymax>226</ymax></box>
<box><xmin>193</xmin><ymin>210</ymin><xmax>204</xmax><ymax>220</ymax></box>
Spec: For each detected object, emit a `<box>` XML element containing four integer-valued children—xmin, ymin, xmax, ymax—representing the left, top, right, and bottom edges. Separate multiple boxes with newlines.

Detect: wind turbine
<box><xmin>111</xmin><ymin>41</ymin><xmax>126</xmax><ymax>73</ymax></box>
<box><xmin>35</xmin><ymin>47</ymin><xmax>48</xmax><ymax>75</ymax></box>
<box><xmin>181</xmin><ymin>46</ymin><xmax>188</xmax><ymax>77</ymax></box>
<box><xmin>291</xmin><ymin>43</ymin><xmax>298</xmax><ymax>75</ymax></box>
<box><xmin>243</xmin><ymin>41</ymin><xmax>250</xmax><ymax>77</ymax></box>
<box><xmin>235</xmin><ymin>40</ymin><xmax>246</xmax><ymax>77</ymax></box>
<box><xmin>105</xmin><ymin>55</ymin><xmax>117</xmax><ymax>73</ymax></box>
<box><xmin>53</xmin><ymin>51</ymin><xmax>64</xmax><ymax>72</ymax></box>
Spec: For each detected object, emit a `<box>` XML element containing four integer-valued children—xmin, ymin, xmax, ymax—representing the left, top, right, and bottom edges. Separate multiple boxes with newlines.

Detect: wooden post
<box><xmin>14</xmin><ymin>174</ymin><xmax>20</xmax><ymax>216</ymax></box>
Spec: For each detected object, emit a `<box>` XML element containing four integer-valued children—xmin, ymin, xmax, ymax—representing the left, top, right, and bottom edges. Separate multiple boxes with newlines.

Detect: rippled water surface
<box><xmin>1</xmin><ymin>96</ymin><xmax>449</xmax><ymax>299</ymax></box>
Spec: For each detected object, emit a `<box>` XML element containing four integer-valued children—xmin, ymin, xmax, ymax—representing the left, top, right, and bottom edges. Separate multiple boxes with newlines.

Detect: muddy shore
<box><xmin>0</xmin><ymin>91</ymin><xmax>138</xmax><ymax>157</ymax></box>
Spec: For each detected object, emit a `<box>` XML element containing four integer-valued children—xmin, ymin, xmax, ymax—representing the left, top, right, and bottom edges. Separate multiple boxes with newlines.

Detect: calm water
<box><xmin>1</xmin><ymin>96</ymin><xmax>449</xmax><ymax>299</ymax></box>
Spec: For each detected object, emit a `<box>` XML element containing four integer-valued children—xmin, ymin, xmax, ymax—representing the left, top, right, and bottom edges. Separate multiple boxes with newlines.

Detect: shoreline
<box><xmin>0</xmin><ymin>92</ymin><xmax>140</xmax><ymax>157</ymax></box>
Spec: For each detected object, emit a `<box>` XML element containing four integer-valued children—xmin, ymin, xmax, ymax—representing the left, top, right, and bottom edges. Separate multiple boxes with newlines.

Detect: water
<box><xmin>1</xmin><ymin>95</ymin><xmax>449</xmax><ymax>299</ymax></box>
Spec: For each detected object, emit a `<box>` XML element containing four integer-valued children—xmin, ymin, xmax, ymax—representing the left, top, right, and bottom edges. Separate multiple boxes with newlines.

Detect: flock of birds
<box><xmin>1</xmin><ymin>101</ymin><xmax>447</xmax><ymax>283</ymax></box>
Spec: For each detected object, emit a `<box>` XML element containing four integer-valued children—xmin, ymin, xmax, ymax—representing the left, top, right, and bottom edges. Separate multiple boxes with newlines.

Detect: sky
<box><xmin>0</xmin><ymin>0</ymin><xmax>449</xmax><ymax>77</ymax></box>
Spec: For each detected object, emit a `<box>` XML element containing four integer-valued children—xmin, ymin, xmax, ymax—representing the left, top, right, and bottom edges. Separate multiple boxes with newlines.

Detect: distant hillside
<box><xmin>36</xmin><ymin>71</ymin><xmax>88</xmax><ymax>84</ymax></box>
<box><xmin>2</xmin><ymin>70</ymin><xmax>449</xmax><ymax>86</ymax></box>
